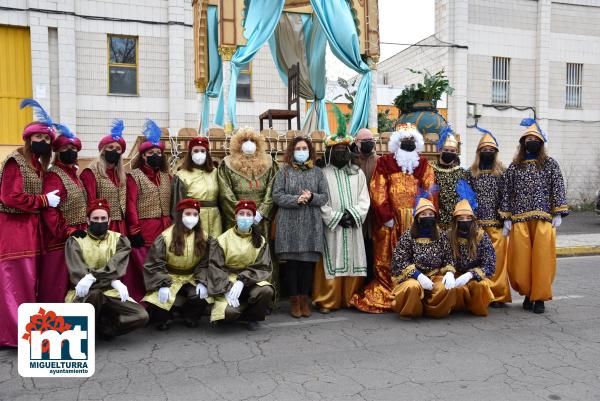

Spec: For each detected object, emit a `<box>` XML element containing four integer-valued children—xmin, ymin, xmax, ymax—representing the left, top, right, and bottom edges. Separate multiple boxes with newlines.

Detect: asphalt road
<box><xmin>557</xmin><ymin>211</ymin><xmax>600</xmax><ymax>235</ymax></box>
<box><xmin>2</xmin><ymin>255</ymin><xmax>600</xmax><ymax>401</ymax></box>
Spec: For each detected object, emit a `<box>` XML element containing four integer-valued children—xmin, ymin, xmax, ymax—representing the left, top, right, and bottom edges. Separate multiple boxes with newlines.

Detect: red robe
<box><xmin>80</xmin><ymin>167</ymin><xmax>127</xmax><ymax>235</ymax></box>
<box><xmin>124</xmin><ymin>165</ymin><xmax>172</xmax><ymax>302</ymax></box>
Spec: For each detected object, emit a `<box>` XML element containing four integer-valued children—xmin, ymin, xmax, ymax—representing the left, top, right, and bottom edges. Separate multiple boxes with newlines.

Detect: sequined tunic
<box><xmin>499</xmin><ymin>158</ymin><xmax>568</xmax><ymax>223</ymax></box>
<box><xmin>468</xmin><ymin>169</ymin><xmax>504</xmax><ymax>228</ymax></box>
<box><xmin>391</xmin><ymin>230</ymin><xmax>456</xmax><ymax>284</ymax></box>
<box><xmin>432</xmin><ymin>164</ymin><xmax>468</xmax><ymax>227</ymax></box>
<box><xmin>454</xmin><ymin>230</ymin><xmax>496</xmax><ymax>280</ymax></box>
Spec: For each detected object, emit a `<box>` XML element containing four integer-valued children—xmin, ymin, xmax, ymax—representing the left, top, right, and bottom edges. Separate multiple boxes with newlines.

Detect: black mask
<box><xmin>88</xmin><ymin>221</ymin><xmax>109</xmax><ymax>237</ymax></box>
<box><xmin>146</xmin><ymin>154</ymin><xmax>163</xmax><ymax>170</ymax></box>
<box><xmin>525</xmin><ymin>140</ymin><xmax>542</xmax><ymax>155</ymax></box>
<box><xmin>418</xmin><ymin>216</ymin><xmax>436</xmax><ymax>230</ymax></box>
<box><xmin>457</xmin><ymin>220</ymin><xmax>472</xmax><ymax>237</ymax></box>
<box><xmin>59</xmin><ymin>149</ymin><xmax>78</xmax><ymax>164</ymax></box>
<box><xmin>479</xmin><ymin>151</ymin><xmax>496</xmax><ymax>166</ymax></box>
<box><xmin>400</xmin><ymin>141</ymin><xmax>416</xmax><ymax>152</ymax></box>
<box><xmin>360</xmin><ymin>141</ymin><xmax>375</xmax><ymax>155</ymax></box>
<box><xmin>440</xmin><ymin>152</ymin><xmax>456</xmax><ymax>164</ymax></box>
<box><xmin>104</xmin><ymin>149</ymin><xmax>121</xmax><ymax>164</ymax></box>
<box><xmin>31</xmin><ymin>140</ymin><xmax>51</xmax><ymax>155</ymax></box>
<box><xmin>330</xmin><ymin>150</ymin><xmax>350</xmax><ymax>169</ymax></box>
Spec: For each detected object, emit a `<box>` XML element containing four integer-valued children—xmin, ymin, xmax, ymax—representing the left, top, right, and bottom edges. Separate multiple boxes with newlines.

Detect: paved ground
<box><xmin>2</xmin><ymin>255</ymin><xmax>600</xmax><ymax>401</ymax></box>
<box><xmin>557</xmin><ymin>211</ymin><xmax>600</xmax><ymax>235</ymax></box>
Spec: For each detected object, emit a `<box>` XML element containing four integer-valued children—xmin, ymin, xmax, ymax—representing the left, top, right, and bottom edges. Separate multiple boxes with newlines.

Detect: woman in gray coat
<box><xmin>273</xmin><ymin>137</ymin><xmax>328</xmax><ymax>318</ymax></box>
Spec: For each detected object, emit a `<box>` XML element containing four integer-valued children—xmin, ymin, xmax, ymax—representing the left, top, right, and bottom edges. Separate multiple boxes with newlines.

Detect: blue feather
<box><xmin>437</xmin><ymin>125</ymin><xmax>453</xmax><ymax>150</ymax></box>
<box><xmin>53</xmin><ymin>123</ymin><xmax>76</xmax><ymax>140</ymax></box>
<box><xmin>111</xmin><ymin>119</ymin><xmax>125</xmax><ymax>140</ymax></box>
<box><xmin>456</xmin><ymin>179</ymin><xmax>478</xmax><ymax>212</ymax></box>
<box><xmin>20</xmin><ymin>98</ymin><xmax>53</xmax><ymax>127</ymax></box>
<box><xmin>143</xmin><ymin>119</ymin><xmax>162</xmax><ymax>145</ymax></box>
<box><xmin>413</xmin><ymin>186</ymin><xmax>436</xmax><ymax>216</ymax></box>
<box><xmin>520</xmin><ymin>117</ymin><xmax>547</xmax><ymax>142</ymax></box>
<box><xmin>474</xmin><ymin>124</ymin><xmax>499</xmax><ymax>146</ymax></box>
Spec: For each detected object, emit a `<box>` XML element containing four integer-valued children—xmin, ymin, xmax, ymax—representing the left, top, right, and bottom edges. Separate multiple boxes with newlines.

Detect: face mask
<box><xmin>31</xmin><ymin>140</ymin><xmax>51</xmax><ymax>155</ymax></box>
<box><xmin>104</xmin><ymin>149</ymin><xmax>121</xmax><ymax>164</ymax></box>
<box><xmin>146</xmin><ymin>154</ymin><xmax>163</xmax><ymax>169</ymax></box>
<box><xmin>525</xmin><ymin>140</ymin><xmax>542</xmax><ymax>155</ymax></box>
<box><xmin>192</xmin><ymin>152</ymin><xmax>206</xmax><ymax>166</ymax></box>
<box><xmin>59</xmin><ymin>149</ymin><xmax>78</xmax><ymax>164</ymax></box>
<box><xmin>89</xmin><ymin>221</ymin><xmax>109</xmax><ymax>237</ymax></box>
<box><xmin>440</xmin><ymin>151</ymin><xmax>456</xmax><ymax>164</ymax></box>
<box><xmin>479</xmin><ymin>151</ymin><xmax>496</xmax><ymax>165</ymax></box>
<box><xmin>294</xmin><ymin>150</ymin><xmax>310</xmax><ymax>164</ymax></box>
<box><xmin>400</xmin><ymin>141</ymin><xmax>416</xmax><ymax>152</ymax></box>
<box><xmin>330</xmin><ymin>149</ymin><xmax>350</xmax><ymax>169</ymax></box>
<box><xmin>359</xmin><ymin>141</ymin><xmax>375</xmax><ymax>155</ymax></box>
<box><xmin>242</xmin><ymin>140</ymin><xmax>256</xmax><ymax>155</ymax></box>
<box><xmin>418</xmin><ymin>216</ymin><xmax>436</xmax><ymax>230</ymax></box>
<box><xmin>182</xmin><ymin>215</ymin><xmax>199</xmax><ymax>230</ymax></box>
<box><xmin>457</xmin><ymin>220</ymin><xmax>472</xmax><ymax>237</ymax></box>
<box><xmin>236</xmin><ymin>216</ymin><xmax>254</xmax><ymax>232</ymax></box>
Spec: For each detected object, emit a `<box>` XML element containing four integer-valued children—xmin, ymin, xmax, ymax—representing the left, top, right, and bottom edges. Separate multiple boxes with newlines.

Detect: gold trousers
<box><xmin>454</xmin><ymin>279</ymin><xmax>493</xmax><ymax>316</ymax></box>
<box><xmin>508</xmin><ymin>219</ymin><xmax>556</xmax><ymax>301</ymax></box>
<box><xmin>312</xmin><ymin>259</ymin><xmax>364</xmax><ymax>310</ymax></box>
<box><xmin>484</xmin><ymin>226</ymin><xmax>512</xmax><ymax>303</ymax></box>
<box><xmin>391</xmin><ymin>275</ymin><xmax>456</xmax><ymax>318</ymax></box>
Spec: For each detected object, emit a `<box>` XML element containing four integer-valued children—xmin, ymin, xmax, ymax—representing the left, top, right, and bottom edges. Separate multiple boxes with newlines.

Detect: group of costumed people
<box><xmin>0</xmin><ymin>98</ymin><xmax>568</xmax><ymax>347</ymax></box>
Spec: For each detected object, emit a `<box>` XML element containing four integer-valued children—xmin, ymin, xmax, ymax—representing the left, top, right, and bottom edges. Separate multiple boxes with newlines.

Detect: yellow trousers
<box><xmin>454</xmin><ymin>279</ymin><xmax>494</xmax><ymax>316</ymax></box>
<box><xmin>483</xmin><ymin>226</ymin><xmax>512</xmax><ymax>303</ymax></box>
<box><xmin>391</xmin><ymin>275</ymin><xmax>456</xmax><ymax>318</ymax></box>
<box><xmin>508</xmin><ymin>219</ymin><xmax>556</xmax><ymax>301</ymax></box>
<box><xmin>312</xmin><ymin>259</ymin><xmax>364</xmax><ymax>310</ymax></box>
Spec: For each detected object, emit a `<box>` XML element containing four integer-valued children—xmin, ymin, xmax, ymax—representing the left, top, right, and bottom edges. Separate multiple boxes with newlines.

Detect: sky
<box><xmin>326</xmin><ymin>0</ymin><xmax>435</xmax><ymax>80</ymax></box>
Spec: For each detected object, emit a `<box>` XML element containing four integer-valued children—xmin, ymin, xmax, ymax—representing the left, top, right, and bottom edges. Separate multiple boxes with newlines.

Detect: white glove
<box><xmin>416</xmin><ymin>273</ymin><xmax>433</xmax><ymax>291</ymax></box>
<box><xmin>158</xmin><ymin>287</ymin><xmax>170</xmax><ymax>304</ymax></box>
<box><xmin>225</xmin><ymin>280</ymin><xmax>244</xmax><ymax>308</ymax></box>
<box><xmin>254</xmin><ymin>211</ymin><xmax>263</xmax><ymax>224</ymax></box>
<box><xmin>455</xmin><ymin>272</ymin><xmax>474</xmax><ymax>288</ymax></box>
<box><xmin>75</xmin><ymin>273</ymin><xmax>96</xmax><ymax>298</ymax></box>
<box><xmin>502</xmin><ymin>220</ymin><xmax>512</xmax><ymax>237</ymax></box>
<box><xmin>552</xmin><ymin>215</ymin><xmax>562</xmax><ymax>228</ymax></box>
<box><xmin>196</xmin><ymin>282</ymin><xmax>208</xmax><ymax>299</ymax></box>
<box><xmin>384</xmin><ymin>219</ymin><xmax>395</xmax><ymax>228</ymax></box>
<box><xmin>110</xmin><ymin>280</ymin><xmax>129</xmax><ymax>302</ymax></box>
<box><xmin>46</xmin><ymin>189</ymin><xmax>60</xmax><ymax>208</ymax></box>
<box><xmin>442</xmin><ymin>271</ymin><xmax>456</xmax><ymax>289</ymax></box>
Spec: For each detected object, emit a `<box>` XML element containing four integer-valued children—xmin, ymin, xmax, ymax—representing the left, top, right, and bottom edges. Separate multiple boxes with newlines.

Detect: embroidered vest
<box><xmin>129</xmin><ymin>169</ymin><xmax>171</xmax><ymax>219</ymax></box>
<box><xmin>87</xmin><ymin>166</ymin><xmax>126</xmax><ymax>221</ymax></box>
<box><xmin>48</xmin><ymin>165</ymin><xmax>88</xmax><ymax>226</ymax></box>
<box><xmin>162</xmin><ymin>226</ymin><xmax>202</xmax><ymax>274</ymax></box>
<box><xmin>0</xmin><ymin>151</ymin><xmax>43</xmax><ymax>214</ymax></box>
<box><xmin>73</xmin><ymin>230</ymin><xmax>121</xmax><ymax>270</ymax></box>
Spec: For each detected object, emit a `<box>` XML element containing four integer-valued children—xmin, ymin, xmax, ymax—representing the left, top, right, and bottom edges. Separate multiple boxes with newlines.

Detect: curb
<box><xmin>556</xmin><ymin>246</ymin><xmax>600</xmax><ymax>257</ymax></box>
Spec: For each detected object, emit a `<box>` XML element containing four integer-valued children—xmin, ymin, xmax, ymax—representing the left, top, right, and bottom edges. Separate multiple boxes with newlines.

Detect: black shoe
<box><xmin>533</xmin><ymin>301</ymin><xmax>545</xmax><ymax>314</ymax></box>
<box><xmin>522</xmin><ymin>297</ymin><xmax>533</xmax><ymax>311</ymax></box>
<box><xmin>490</xmin><ymin>301</ymin><xmax>508</xmax><ymax>309</ymax></box>
<box><xmin>183</xmin><ymin>318</ymin><xmax>199</xmax><ymax>328</ymax></box>
<box><xmin>246</xmin><ymin>321</ymin><xmax>259</xmax><ymax>331</ymax></box>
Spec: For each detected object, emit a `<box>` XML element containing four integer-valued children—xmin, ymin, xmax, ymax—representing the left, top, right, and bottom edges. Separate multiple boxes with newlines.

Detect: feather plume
<box><xmin>143</xmin><ymin>119</ymin><xmax>162</xmax><ymax>145</ymax></box>
<box><xmin>19</xmin><ymin>98</ymin><xmax>53</xmax><ymax>126</ymax></box>
<box><xmin>327</xmin><ymin>101</ymin><xmax>347</xmax><ymax>137</ymax></box>
<box><xmin>53</xmin><ymin>123</ymin><xmax>76</xmax><ymax>140</ymax></box>
<box><xmin>436</xmin><ymin>125</ymin><xmax>453</xmax><ymax>150</ymax></box>
<box><xmin>110</xmin><ymin>119</ymin><xmax>125</xmax><ymax>140</ymax></box>
<box><xmin>456</xmin><ymin>179</ymin><xmax>478</xmax><ymax>212</ymax></box>
<box><xmin>474</xmin><ymin>124</ymin><xmax>498</xmax><ymax>146</ymax></box>
<box><xmin>520</xmin><ymin>117</ymin><xmax>547</xmax><ymax>142</ymax></box>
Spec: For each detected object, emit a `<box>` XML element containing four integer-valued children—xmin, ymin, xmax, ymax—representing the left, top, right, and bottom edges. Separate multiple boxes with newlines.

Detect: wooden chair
<box><xmin>259</xmin><ymin>63</ymin><xmax>300</xmax><ymax>130</ymax></box>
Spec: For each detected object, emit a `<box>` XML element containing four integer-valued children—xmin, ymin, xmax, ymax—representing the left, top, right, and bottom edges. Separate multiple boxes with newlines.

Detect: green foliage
<box><xmin>333</xmin><ymin>76</ymin><xmax>358</xmax><ymax>121</ymax></box>
<box><xmin>393</xmin><ymin>69</ymin><xmax>454</xmax><ymax>113</ymax></box>
<box><xmin>378</xmin><ymin>109</ymin><xmax>397</xmax><ymax>133</ymax></box>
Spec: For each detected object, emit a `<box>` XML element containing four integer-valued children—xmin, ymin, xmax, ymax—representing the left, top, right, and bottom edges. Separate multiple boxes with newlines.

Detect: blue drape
<box><xmin>310</xmin><ymin>0</ymin><xmax>371</xmax><ymax>134</ymax></box>
<box><xmin>225</xmin><ymin>0</ymin><xmax>285</xmax><ymax>128</ymax></box>
<box><xmin>201</xmin><ymin>5</ymin><xmax>222</xmax><ymax>134</ymax></box>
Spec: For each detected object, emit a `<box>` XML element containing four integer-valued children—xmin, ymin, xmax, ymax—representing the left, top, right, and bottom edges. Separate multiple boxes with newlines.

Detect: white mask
<box><xmin>182</xmin><ymin>215</ymin><xmax>199</xmax><ymax>230</ymax></box>
<box><xmin>241</xmin><ymin>140</ymin><xmax>257</xmax><ymax>155</ymax></box>
<box><xmin>191</xmin><ymin>152</ymin><xmax>206</xmax><ymax>166</ymax></box>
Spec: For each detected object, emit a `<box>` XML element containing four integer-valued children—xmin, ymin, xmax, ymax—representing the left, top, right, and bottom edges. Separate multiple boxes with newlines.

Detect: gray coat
<box><xmin>272</xmin><ymin>164</ymin><xmax>328</xmax><ymax>260</ymax></box>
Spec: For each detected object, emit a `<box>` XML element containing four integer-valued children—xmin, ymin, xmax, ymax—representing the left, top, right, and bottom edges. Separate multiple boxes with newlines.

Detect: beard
<box><xmin>393</xmin><ymin>148</ymin><xmax>420</xmax><ymax>174</ymax></box>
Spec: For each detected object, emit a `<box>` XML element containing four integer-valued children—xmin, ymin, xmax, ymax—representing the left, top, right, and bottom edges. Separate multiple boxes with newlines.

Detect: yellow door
<box><xmin>0</xmin><ymin>26</ymin><xmax>32</xmax><ymax>145</ymax></box>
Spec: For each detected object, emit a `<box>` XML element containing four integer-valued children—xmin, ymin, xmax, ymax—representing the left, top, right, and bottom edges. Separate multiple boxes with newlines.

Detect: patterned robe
<box><xmin>432</xmin><ymin>164</ymin><xmax>469</xmax><ymax>228</ymax></box>
<box><xmin>454</xmin><ymin>231</ymin><xmax>496</xmax><ymax>280</ymax></box>
<box><xmin>350</xmin><ymin>154</ymin><xmax>435</xmax><ymax>313</ymax></box>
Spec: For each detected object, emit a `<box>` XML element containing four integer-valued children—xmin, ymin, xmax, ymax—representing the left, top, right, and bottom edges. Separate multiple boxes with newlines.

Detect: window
<box><xmin>566</xmin><ymin>63</ymin><xmax>583</xmax><ymax>108</ymax></box>
<box><xmin>236</xmin><ymin>62</ymin><xmax>252</xmax><ymax>100</ymax></box>
<box><xmin>492</xmin><ymin>57</ymin><xmax>510</xmax><ymax>104</ymax></box>
<box><xmin>108</xmin><ymin>35</ymin><xmax>138</xmax><ymax>95</ymax></box>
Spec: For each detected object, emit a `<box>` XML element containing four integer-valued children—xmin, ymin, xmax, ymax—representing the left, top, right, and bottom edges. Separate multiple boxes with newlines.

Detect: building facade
<box><xmin>0</xmin><ymin>0</ymin><xmax>297</xmax><ymax>157</ymax></box>
<box><xmin>379</xmin><ymin>0</ymin><xmax>600</xmax><ymax>203</ymax></box>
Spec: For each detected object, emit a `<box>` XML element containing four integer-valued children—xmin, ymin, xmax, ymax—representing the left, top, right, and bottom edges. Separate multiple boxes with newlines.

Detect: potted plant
<box><xmin>393</xmin><ymin>69</ymin><xmax>454</xmax><ymax>113</ymax></box>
